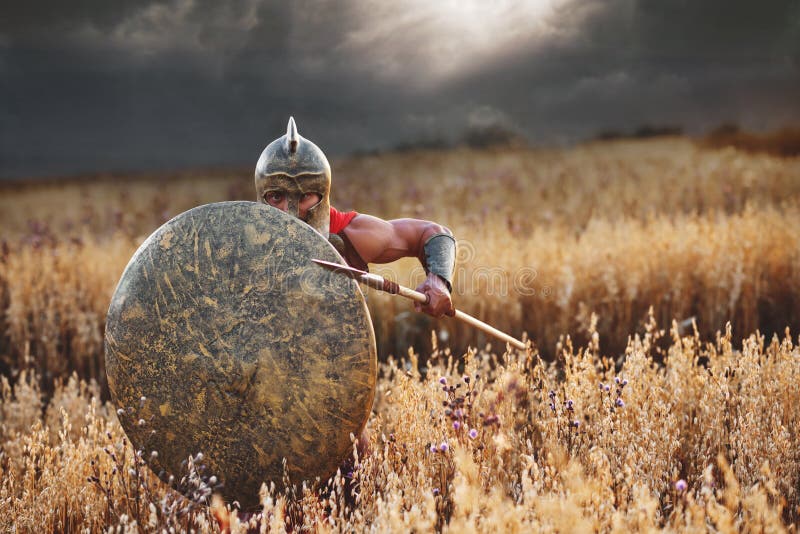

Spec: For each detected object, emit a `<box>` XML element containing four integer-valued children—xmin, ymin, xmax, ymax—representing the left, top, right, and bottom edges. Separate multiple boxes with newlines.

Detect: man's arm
<box><xmin>341</xmin><ymin>214</ymin><xmax>455</xmax><ymax>317</ymax></box>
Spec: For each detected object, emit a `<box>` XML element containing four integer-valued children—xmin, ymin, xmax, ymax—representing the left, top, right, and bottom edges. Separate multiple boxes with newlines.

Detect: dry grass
<box><xmin>0</xmin><ymin>236</ymin><xmax>135</xmax><ymax>391</ymax></box>
<box><xmin>1</xmin><ymin>320</ymin><xmax>798</xmax><ymax>531</ymax></box>
<box><xmin>1</xmin><ymin>137</ymin><xmax>800</xmax><ymax>530</ymax></box>
<box><xmin>1</xmin><ymin>139</ymin><xmax>799</xmax><ymax>381</ymax></box>
<box><xmin>371</xmin><ymin>202</ymin><xmax>800</xmax><ymax>362</ymax></box>
<box><xmin>4</xmin><ymin>203</ymin><xmax>798</xmax><ymax>389</ymax></box>
<box><xmin>3</xmin><ymin>138</ymin><xmax>799</xmax><ymax>240</ymax></box>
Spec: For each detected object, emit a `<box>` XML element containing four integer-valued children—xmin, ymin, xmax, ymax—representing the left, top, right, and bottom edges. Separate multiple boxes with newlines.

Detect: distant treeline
<box><xmin>700</xmin><ymin>123</ymin><xmax>800</xmax><ymax>157</ymax></box>
<box><xmin>352</xmin><ymin>123</ymin><xmax>528</xmax><ymax>156</ymax></box>
<box><xmin>591</xmin><ymin>125</ymin><xmax>684</xmax><ymax>141</ymax></box>
<box><xmin>371</xmin><ymin>122</ymin><xmax>800</xmax><ymax>158</ymax></box>
<box><xmin>588</xmin><ymin>123</ymin><xmax>800</xmax><ymax>158</ymax></box>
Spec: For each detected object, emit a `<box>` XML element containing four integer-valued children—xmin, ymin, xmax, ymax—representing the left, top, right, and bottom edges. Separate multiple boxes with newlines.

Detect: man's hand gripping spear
<box><xmin>312</xmin><ymin>259</ymin><xmax>528</xmax><ymax>351</ymax></box>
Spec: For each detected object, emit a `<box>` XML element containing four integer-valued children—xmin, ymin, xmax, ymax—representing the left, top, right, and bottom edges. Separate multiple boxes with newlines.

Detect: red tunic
<box><xmin>328</xmin><ymin>206</ymin><xmax>367</xmax><ymax>271</ymax></box>
<box><xmin>329</xmin><ymin>206</ymin><xmax>358</xmax><ymax>234</ymax></box>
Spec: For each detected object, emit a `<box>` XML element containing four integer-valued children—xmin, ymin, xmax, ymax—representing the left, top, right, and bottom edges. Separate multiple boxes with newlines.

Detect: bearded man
<box><xmin>254</xmin><ymin>117</ymin><xmax>456</xmax><ymax>318</ymax></box>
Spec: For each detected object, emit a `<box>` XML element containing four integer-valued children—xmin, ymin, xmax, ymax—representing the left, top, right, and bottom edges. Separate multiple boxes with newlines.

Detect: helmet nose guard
<box><xmin>286</xmin><ymin>195</ymin><xmax>301</xmax><ymax>219</ymax></box>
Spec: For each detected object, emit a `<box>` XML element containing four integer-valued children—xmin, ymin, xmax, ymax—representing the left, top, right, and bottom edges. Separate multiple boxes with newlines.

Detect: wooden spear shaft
<box><xmin>312</xmin><ymin>259</ymin><xmax>527</xmax><ymax>351</ymax></box>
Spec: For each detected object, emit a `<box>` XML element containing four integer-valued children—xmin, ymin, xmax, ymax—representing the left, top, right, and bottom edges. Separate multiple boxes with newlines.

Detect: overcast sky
<box><xmin>1</xmin><ymin>0</ymin><xmax>799</xmax><ymax>178</ymax></box>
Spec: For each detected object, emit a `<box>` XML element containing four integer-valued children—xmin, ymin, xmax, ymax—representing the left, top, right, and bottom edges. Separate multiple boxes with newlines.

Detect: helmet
<box><xmin>255</xmin><ymin>117</ymin><xmax>331</xmax><ymax>235</ymax></box>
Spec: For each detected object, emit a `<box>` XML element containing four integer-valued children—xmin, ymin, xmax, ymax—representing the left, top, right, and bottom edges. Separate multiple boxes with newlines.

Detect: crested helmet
<box><xmin>255</xmin><ymin>117</ymin><xmax>332</xmax><ymax>235</ymax></box>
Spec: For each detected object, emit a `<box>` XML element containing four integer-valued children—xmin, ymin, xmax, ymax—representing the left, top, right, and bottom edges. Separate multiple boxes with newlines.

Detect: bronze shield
<box><xmin>104</xmin><ymin>201</ymin><xmax>377</xmax><ymax>510</ymax></box>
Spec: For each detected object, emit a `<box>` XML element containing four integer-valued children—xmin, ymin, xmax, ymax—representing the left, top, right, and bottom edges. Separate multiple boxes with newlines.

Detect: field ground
<box><xmin>1</xmin><ymin>137</ymin><xmax>799</xmax><ymax>531</ymax></box>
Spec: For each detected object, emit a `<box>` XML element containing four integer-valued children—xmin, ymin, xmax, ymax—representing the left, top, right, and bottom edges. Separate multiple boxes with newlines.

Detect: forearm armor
<box><xmin>423</xmin><ymin>233</ymin><xmax>456</xmax><ymax>292</ymax></box>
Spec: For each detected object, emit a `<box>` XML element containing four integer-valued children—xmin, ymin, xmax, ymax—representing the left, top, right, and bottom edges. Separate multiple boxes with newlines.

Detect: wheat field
<box><xmin>1</xmin><ymin>137</ymin><xmax>799</xmax><ymax>531</ymax></box>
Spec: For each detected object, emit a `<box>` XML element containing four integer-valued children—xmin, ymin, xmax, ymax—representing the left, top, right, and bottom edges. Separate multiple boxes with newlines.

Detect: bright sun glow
<box><xmin>334</xmin><ymin>0</ymin><xmax>562</xmax><ymax>87</ymax></box>
<box><xmin>100</xmin><ymin>0</ymin><xmax>563</xmax><ymax>88</ymax></box>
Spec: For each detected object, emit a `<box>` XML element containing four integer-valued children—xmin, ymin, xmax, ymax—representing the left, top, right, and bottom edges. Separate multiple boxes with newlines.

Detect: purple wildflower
<box><xmin>439</xmin><ymin>377</ymin><xmax>447</xmax><ymax>385</ymax></box>
<box><xmin>453</xmin><ymin>421</ymin><xmax>461</xmax><ymax>430</ymax></box>
<box><xmin>439</xmin><ymin>441</ymin><xmax>449</xmax><ymax>452</ymax></box>
<box><xmin>430</xmin><ymin>444</ymin><xmax>437</xmax><ymax>453</ymax></box>
<box><xmin>604</xmin><ymin>384</ymin><xmax>611</xmax><ymax>393</ymax></box>
<box><xmin>675</xmin><ymin>479</ymin><xmax>688</xmax><ymax>492</ymax></box>
<box><xmin>468</xmin><ymin>428</ymin><xmax>478</xmax><ymax>439</ymax></box>
<box><xmin>615</xmin><ymin>398</ymin><xmax>625</xmax><ymax>408</ymax></box>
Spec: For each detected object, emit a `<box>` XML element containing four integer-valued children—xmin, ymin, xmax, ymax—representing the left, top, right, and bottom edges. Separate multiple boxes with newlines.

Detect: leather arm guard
<box><xmin>422</xmin><ymin>233</ymin><xmax>456</xmax><ymax>292</ymax></box>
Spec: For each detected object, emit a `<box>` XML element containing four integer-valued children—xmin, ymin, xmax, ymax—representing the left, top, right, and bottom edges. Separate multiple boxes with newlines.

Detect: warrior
<box><xmin>105</xmin><ymin>117</ymin><xmax>522</xmax><ymax>531</ymax></box>
<box><xmin>211</xmin><ymin>118</ymin><xmax>457</xmax><ymax>530</ymax></box>
<box><xmin>254</xmin><ymin>117</ymin><xmax>456</xmax><ymax>318</ymax></box>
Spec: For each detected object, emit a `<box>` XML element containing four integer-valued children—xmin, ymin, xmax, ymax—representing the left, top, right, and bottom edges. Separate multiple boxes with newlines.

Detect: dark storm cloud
<box><xmin>1</xmin><ymin>0</ymin><xmax>799</xmax><ymax>178</ymax></box>
<box><xmin>426</xmin><ymin>0</ymin><xmax>800</xmax><ymax>141</ymax></box>
<box><xmin>0</xmin><ymin>1</ymin><xmax>164</xmax><ymax>39</ymax></box>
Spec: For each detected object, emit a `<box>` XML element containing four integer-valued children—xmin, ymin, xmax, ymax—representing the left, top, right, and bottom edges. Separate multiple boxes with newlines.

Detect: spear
<box><xmin>312</xmin><ymin>258</ymin><xmax>527</xmax><ymax>351</ymax></box>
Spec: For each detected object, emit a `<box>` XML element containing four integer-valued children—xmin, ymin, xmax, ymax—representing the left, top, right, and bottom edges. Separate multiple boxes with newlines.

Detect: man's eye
<box><xmin>303</xmin><ymin>193</ymin><xmax>320</xmax><ymax>202</ymax></box>
<box><xmin>265</xmin><ymin>192</ymin><xmax>285</xmax><ymax>203</ymax></box>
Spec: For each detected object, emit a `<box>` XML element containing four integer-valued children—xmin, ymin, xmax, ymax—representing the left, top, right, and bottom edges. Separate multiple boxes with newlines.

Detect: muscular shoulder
<box><xmin>342</xmin><ymin>214</ymin><xmax>447</xmax><ymax>264</ymax></box>
<box><xmin>340</xmin><ymin>214</ymin><xmax>396</xmax><ymax>264</ymax></box>
<box><xmin>342</xmin><ymin>213</ymin><xmax>390</xmax><ymax>233</ymax></box>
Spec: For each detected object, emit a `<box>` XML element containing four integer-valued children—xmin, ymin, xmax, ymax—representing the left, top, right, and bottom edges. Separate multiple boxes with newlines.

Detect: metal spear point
<box><xmin>312</xmin><ymin>258</ymin><xmax>528</xmax><ymax>351</ymax></box>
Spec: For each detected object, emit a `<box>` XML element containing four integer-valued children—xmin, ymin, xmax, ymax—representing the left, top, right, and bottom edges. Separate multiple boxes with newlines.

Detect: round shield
<box><xmin>104</xmin><ymin>201</ymin><xmax>377</xmax><ymax>510</ymax></box>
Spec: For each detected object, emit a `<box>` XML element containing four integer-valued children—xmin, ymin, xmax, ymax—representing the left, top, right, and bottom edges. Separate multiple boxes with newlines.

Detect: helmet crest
<box><xmin>287</xmin><ymin>116</ymin><xmax>299</xmax><ymax>154</ymax></box>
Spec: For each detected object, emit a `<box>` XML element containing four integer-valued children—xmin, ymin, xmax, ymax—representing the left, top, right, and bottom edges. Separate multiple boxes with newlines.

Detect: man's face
<box><xmin>256</xmin><ymin>173</ymin><xmax>326</xmax><ymax>223</ymax></box>
<box><xmin>263</xmin><ymin>190</ymin><xmax>321</xmax><ymax>220</ymax></box>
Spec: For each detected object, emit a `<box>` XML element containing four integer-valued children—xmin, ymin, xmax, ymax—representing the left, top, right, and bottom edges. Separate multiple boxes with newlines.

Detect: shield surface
<box><xmin>105</xmin><ymin>201</ymin><xmax>377</xmax><ymax>510</ymax></box>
